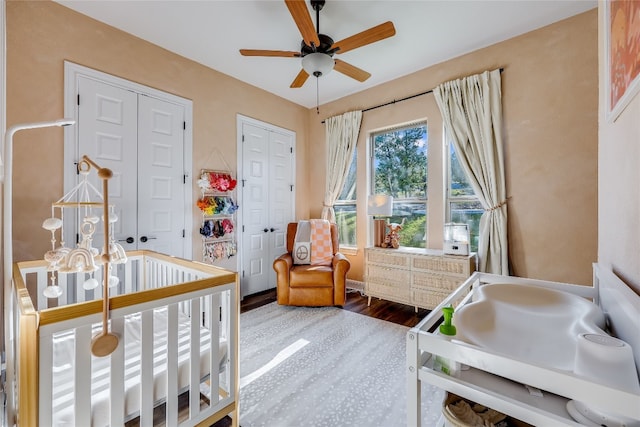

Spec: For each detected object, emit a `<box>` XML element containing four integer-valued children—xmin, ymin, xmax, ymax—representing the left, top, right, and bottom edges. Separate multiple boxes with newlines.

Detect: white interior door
<box><xmin>137</xmin><ymin>95</ymin><xmax>185</xmax><ymax>256</ymax></box>
<box><xmin>75</xmin><ymin>76</ymin><xmax>186</xmax><ymax>257</ymax></box>
<box><xmin>76</xmin><ymin>76</ymin><xmax>138</xmax><ymax>252</ymax></box>
<box><xmin>240</xmin><ymin>120</ymin><xmax>294</xmax><ymax>297</ymax></box>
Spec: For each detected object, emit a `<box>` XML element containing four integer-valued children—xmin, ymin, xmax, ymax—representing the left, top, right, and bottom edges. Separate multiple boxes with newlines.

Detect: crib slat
<box><xmin>125</xmin><ymin>259</ymin><xmax>133</xmax><ymax>294</ymax></box>
<box><xmin>140</xmin><ymin>310</ymin><xmax>154</xmax><ymax>426</ymax></box>
<box><xmin>210</xmin><ymin>293</ymin><xmax>221</xmax><ymax>406</ymax></box>
<box><xmin>39</xmin><ymin>331</ymin><xmax>54</xmax><ymax>426</ymax></box>
<box><xmin>190</xmin><ymin>297</ymin><xmax>201</xmax><ymax>418</ymax></box>
<box><xmin>110</xmin><ymin>315</ymin><xmax>126</xmax><ymax>426</ymax></box>
<box><xmin>166</xmin><ymin>303</ymin><xmax>179</xmax><ymax>425</ymax></box>
<box><xmin>38</xmin><ymin>270</ymin><xmax>48</xmax><ymax>310</ymax></box>
<box><xmin>75</xmin><ymin>325</ymin><xmax>93</xmax><ymax>426</ymax></box>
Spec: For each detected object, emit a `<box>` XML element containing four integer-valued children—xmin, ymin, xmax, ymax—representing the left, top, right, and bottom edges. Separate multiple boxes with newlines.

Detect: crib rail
<box><xmin>9</xmin><ymin>250</ymin><xmax>239</xmax><ymax>427</ymax></box>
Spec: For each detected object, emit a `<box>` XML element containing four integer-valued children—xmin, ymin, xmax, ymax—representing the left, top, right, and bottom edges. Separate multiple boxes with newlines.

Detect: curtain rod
<box><xmin>321</xmin><ymin>67</ymin><xmax>504</xmax><ymax>124</ymax></box>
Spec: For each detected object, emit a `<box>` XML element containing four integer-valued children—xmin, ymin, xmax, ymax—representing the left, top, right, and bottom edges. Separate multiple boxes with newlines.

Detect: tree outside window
<box><xmin>372</xmin><ymin>123</ymin><xmax>428</xmax><ymax>248</ymax></box>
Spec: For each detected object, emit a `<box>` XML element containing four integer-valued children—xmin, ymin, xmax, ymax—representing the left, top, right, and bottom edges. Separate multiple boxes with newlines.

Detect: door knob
<box><xmin>270</xmin><ymin>228</ymin><xmax>275</xmax><ymax>232</ymax></box>
<box><xmin>118</xmin><ymin>237</ymin><xmax>135</xmax><ymax>244</ymax></box>
<box><xmin>263</xmin><ymin>228</ymin><xmax>269</xmax><ymax>233</ymax></box>
<box><xmin>140</xmin><ymin>236</ymin><xmax>157</xmax><ymax>243</ymax></box>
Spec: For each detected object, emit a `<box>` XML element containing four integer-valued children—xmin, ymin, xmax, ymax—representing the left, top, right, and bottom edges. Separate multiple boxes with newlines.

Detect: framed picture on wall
<box><xmin>606</xmin><ymin>0</ymin><xmax>640</xmax><ymax>122</ymax></box>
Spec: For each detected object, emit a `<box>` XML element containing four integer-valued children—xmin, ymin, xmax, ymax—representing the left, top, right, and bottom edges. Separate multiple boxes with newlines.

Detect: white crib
<box><xmin>6</xmin><ymin>250</ymin><xmax>239</xmax><ymax>426</ymax></box>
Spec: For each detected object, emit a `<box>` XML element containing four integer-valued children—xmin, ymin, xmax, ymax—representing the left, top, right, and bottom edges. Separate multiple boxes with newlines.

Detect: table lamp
<box><xmin>368</xmin><ymin>194</ymin><xmax>393</xmax><ymax>247</ymax></box>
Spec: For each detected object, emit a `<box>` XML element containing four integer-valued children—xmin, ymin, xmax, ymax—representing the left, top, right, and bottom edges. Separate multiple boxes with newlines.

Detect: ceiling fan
<box><xmin>240</xmin><ymin>0</ymin><xmax>396</xmax><ymax>88</ymax></box>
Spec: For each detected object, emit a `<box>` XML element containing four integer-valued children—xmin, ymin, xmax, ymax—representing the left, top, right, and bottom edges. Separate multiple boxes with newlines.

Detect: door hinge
<box><xmin>76</xmin><ymin>233</ymin><xmax>80</xmax><ymax>245</ymax></box>
<box><xmin>219</xmin><ymin>306</ymin><xmax>222</xmax><ymax>321</ymax></box>
<box><xmin>182</xmin><ymin>229</ymin><xmax>185</xmax><ymax>238</ymax></box>
<box><xmin>290</xmin><ymin>185</ymin><xmax>294</xmax><ymax>192</ymax></box>
<box><xmin>183</xmin><ymin>174</ymin><xmax>187</xmax><ymax>184</ymax></box>
<box><xmin>242</xmin><ymin>179</ymin><xmax>246</xmax><ymax>187</ymax></box>
<box><xmin>290</xmin><ymin>147</ymin><xmax>293</xmax><ymax>154</ymax></box>
<box><xmin>242</xmin><ymin>270</ymin><xmax>245</xmax><ymax>278</ymax></box>
<box><xmin>242</xmin><ymin>225</ymin><xmax>245</xmax><ymax>232</ymax></box>
<box><xmin>242</xmin><ymin>134</ymin><xmax>245</xmax><ymax>142</ymax></box>
<box><xmin>183</xmin><ymin>121</ymin><xmax>186</xmax><ymax>130</ymax></box>
<box><xmin>77</xmin><ymin>94</ymin><xmax>80</xmax><ymax>105</ymax></box>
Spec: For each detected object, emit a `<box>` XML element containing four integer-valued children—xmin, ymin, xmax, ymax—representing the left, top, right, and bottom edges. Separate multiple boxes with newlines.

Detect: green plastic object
<box><xmin>439</xmin><ymin>305</ymin><xmax>457</xmax><ymax>336</ymax></box>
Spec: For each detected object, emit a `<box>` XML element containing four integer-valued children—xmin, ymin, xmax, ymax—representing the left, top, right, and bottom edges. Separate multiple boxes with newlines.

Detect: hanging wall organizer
<box><xmin>197</xmin><ymin>169</ymin><xmax>238</xmax><ymax>264</ymax></box>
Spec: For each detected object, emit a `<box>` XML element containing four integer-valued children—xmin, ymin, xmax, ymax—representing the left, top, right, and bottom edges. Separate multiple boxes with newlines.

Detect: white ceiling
<box><xmin>55</xmin><ymin>0</ymin><xmax>596</xmax><ymax>109</ymax></box>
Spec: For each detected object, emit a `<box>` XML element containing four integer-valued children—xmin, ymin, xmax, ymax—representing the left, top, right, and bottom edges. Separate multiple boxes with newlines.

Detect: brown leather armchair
<box><xmin>273</xmin><ymin>222</ymin><xmax>351</xmax><ymax>307</ymax></box>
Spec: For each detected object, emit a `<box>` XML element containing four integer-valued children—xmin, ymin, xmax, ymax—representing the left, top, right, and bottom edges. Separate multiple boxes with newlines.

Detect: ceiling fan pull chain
<box><xmin>316</xmin><ymin>77</ymin><xmax>320</xmax><ymax>115</ymax></box>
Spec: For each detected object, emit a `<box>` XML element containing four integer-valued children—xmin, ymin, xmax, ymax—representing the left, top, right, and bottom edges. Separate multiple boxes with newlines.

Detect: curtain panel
<box><xmin>322</xmin><ymin>110</ymin><xmax>362</xmax><ymax>223</ymax></box>
<box><xmin>434</xmin><ymin>69</ymin><xmax>509</xmax><ymax>274</ymax></box>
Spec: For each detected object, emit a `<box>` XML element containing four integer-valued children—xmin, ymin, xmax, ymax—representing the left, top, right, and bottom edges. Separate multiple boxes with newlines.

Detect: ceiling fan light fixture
<box><xmin>302</xmin><ymin>52</ymin><xmax>334</xmax><ymax>77</ymax></box>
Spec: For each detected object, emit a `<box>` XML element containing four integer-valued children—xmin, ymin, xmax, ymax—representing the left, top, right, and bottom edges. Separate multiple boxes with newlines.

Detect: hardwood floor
<box><xmin>210</xmin><ymin>287</ymin><xmax>432</xmax><ymax>427</ymax></box>
<box><xmin>241</xmin><ymin>287</ymin><xmax>432</xmax><ymax>327</ymax></box>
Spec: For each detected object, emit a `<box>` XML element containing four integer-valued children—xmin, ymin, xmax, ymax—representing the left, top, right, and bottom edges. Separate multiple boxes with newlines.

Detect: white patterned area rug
<box><xmin>238</xmin><ymin>303</ymin><xmax>444</xmax><ymax>427</ymax></box>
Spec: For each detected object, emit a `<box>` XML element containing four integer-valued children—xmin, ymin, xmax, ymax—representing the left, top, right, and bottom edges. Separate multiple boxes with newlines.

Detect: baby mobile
<box><xmin>41</xmin><ymin>155</ymin><xmax>125</xmax><ymax>357</ymax></box>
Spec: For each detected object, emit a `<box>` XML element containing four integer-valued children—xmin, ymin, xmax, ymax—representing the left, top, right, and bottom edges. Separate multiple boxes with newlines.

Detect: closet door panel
<box><xmin>241</xmin><ymin>123</ymin><xmax>271</xmax><ymax>296</ymax></box>
<box><xmin>77</xmin><ymin>76</ymin><xmax>138</xmax><ymax>251</ymax></box>
<box><xmin>137</xmin><ymin>95</ymin><xmax>185</xmax><ymax>257</ymax></box>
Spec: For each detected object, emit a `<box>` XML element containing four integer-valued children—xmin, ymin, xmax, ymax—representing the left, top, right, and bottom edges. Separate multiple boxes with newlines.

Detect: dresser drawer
<box><xmin>412</xmin><ymin>256</ymin><xmax>469</xmax><ymax>276</ymax></box>
<box><xmin>412</xmin><ymin>271</ymin><xmax>462</xmax><ymax>292</ymax></box>
<box><xmin>366</xmin><ymin>264</ymin><xmax>411</xmax><ymax>287</ymax></box>
<box><xmin>366</xmin><ymin>281</ymin><xmax>411</xmax><ymax>304</ymax></box>
<box><xmin>412</xmin><ymin>288</ymin><xmax>451</xmax><ymax>310</ymax></box>
<box><xmin>366</xmin><ymin>250</ymin><xmax>411</xmax><ymax>269</ymax></box>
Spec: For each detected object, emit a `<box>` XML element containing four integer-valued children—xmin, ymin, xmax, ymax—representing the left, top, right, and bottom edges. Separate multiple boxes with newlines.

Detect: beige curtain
<box><xmin>322</xmin><ymin>110</ymin><xmax>362</xmax><ymax>222</ymax></box>
<box><xmin>434</xmin><ymin>69</ymin><xmax>508</xmax><ymax>274</ymax></box>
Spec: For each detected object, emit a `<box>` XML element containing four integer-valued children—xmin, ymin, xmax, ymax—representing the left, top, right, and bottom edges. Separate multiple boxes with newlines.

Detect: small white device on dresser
<box><xmin>443</xmin><ymin>223</ymin><xmax>470</xmax><ymax>256</ymax></box>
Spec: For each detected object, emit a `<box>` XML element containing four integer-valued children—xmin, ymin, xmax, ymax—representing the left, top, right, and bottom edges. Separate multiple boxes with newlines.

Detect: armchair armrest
<box><xmin>332</xmin><ymin>252</ymin><xmax>351</xmax><ymax>306</ymax></box>
<box><xmin>273</xmin><ymin>253</ymin><xmax>293</xmax><ymax>304</ymax></box>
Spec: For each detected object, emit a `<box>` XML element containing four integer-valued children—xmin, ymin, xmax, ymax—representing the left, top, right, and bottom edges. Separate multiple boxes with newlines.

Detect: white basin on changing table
<box><xmin>454</xmin><ymin>283</ymin><xmax>607</xmax><ymax>371</ymax></box>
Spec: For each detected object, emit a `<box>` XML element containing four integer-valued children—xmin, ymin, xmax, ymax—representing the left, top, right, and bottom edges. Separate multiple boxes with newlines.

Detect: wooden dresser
<box><xmin>364</xmin><ymin>246</ymin><xmax>476</xmax><ymax>310</ymax></box>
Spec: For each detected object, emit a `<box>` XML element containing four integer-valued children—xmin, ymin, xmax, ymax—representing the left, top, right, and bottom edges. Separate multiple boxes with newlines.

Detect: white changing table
<box><xmin>407</xmin><ymin>265</ymin><xmax>640</xmax><ymax>426</ymax></box>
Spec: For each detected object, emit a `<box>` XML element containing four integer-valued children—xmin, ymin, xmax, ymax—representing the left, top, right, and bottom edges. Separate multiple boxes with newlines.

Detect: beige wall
<box><xmin>597</xmin><ymin>2</ymin><xmax>640</xmax><ymax>294</ymax></box>
<box><xmin>6</xmin><ymin>1</ymin><xmax>310</xmax><ymax>264</ymax></box>
<box><xmin>308</xmin><ymin>10</ymin><xmax>598</xmax><ymax>285</ymax></box>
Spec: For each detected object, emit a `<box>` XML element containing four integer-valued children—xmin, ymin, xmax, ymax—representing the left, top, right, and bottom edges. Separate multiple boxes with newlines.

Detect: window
<box><xmin>371</xmin><ymin>123</ymin><xmax>428</xmax><ymax>248</ymax></box>
<box><xmin>446</xmin><ymin>141</ymin><xmax>482</xmax><ymax>252</ymax></box>
<box><xmin>335</xmin><ymin>150</ymin><xmax>357</xmax><ymax>246</ymax></box>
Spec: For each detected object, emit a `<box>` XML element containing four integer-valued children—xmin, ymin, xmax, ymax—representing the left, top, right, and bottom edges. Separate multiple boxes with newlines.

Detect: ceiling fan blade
<box><xmin>240</xmin><ymin>49</ymin><xmax>300</xmax><ymax>57</ymax></box>
<box><xmin>290</xmin><ymin>69</ymin><xmax>310</xmax><ymax>88</ymax></box>
<box><xmin>334</xmin><ymin>59</ymin><xmax>371</xmax><ymax>82</ymax></box>
<box><xmin>331</xmin><ymin>21</ymin><xmax>396</xmax><ymax>54</ymax></box>
<box><xmin>285</xmin><ymin>0</ymin><xmax>321</xmax><ymax>48</ymax></box>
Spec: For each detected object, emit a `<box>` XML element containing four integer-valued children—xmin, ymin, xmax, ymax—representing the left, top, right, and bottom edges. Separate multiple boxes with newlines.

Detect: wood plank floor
<box><xmin>209</xmin><ymin>288</ymin><xmax>432</xmax><ymax>426</ymax></box>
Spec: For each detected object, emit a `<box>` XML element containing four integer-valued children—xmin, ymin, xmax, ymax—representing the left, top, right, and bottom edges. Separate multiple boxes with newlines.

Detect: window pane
<box><xmin>373</xmin><ymin>124</ymin><xmax>428</xmax><ymax>249</ymax></box>
<box><xmin>373</xmin><ymin>125</ymin><xmax>427</xmax><ymax>198</ymax></box>
<box><xmin>449</xmin><ymin>201</ymin><xmax>483</xmax><ymax>252</ymax></box>
<box><xmin>338</xmin><ymin>150</ymin><xmax>356</xmax><ymax>200</ymax></box>
<box><xmin>389</xmin><ymin>202</ymin><xmax>426</xmax><ymax>248</ymax></box>
<box><xmin>336</xmin><ymin>151</ymin><xmax>356</xmax><ymax>245</ymax></box>
<box><xmin>334</xmin><ymin>204</ymin><xmax>357</xmax><ymax>246</ymax></box>
<box><xmin>449</xmin><ymin>143</ymin><xmax>475</xmax><ymax>197</ymax></box>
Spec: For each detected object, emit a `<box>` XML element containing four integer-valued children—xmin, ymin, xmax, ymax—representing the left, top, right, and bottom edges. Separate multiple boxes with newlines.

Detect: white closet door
<box><xmin>268</xmin><ymin>130</ymin><xmax>294</xmax><ymax>282</ymax></box>
<box><xmin>137</xmin><ymin>95</ymin><xmax>185</xmax><ymax>257</ymax></box>
<box><xmin>242</xmin><ymin>123</ymin><xmax>271</xmax><ymax>296</ymax></box>
<box><xmin>240</xmin><ymin>121</ymin><xmax>294</xmax><ymax>296</ymax></box>
<box><xmin>77</xmin><ymin>76</ymin><xmax>138</xmax><ymax>252</ymax></box>
<box><xmin>77</xmin><ymin>78</ymin><xmax>185</xmax><ymax>258</ymax></box>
